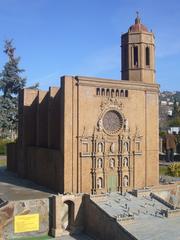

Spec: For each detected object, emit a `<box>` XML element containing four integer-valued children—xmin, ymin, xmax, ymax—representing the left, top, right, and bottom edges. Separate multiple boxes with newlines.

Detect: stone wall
<box><xmin>7</xmin><ymin>143</ymin><xmax>17</xmax><ymax>172</ymax></box>
<box><xmin>7</xmin><ymin>144</ymin><xmax>62</xmax><ymax>192</ymax></box>
<box><xmin>153</xmin><ymin>184</ymin><xmax>180</xmax><ymax>208</ymax></box>
<box><xmin>83</xmin><ymin>195</ymin><xmax>136</xmax><ymax>240</ymax></box>
<box><xmin>8</xmin><ymin>87</ymin><xmax>63</xmax><ymax>184</ymax></box>
<box><xmin>50</xmin><ymin>194</ymin><xmax>84</xmax><ymax>237</ymax></box>
<box><xmin>26</xmin><ymin>147</ymin><xmax>62</xmax><ymax>192</ymax></box>
<box><xmin>0</xmin><ymin>198</ymin><xmax>49</xmax><ymax>239</ymax></box>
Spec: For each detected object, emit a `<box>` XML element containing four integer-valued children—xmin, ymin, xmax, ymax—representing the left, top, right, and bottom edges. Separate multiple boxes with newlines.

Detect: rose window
<box><xmin>102</xmin><ymin>110</ymin><xmax>123</xmax><ymax>134</ymax></box>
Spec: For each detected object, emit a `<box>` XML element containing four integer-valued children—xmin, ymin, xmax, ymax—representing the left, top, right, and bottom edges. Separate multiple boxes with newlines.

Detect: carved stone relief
<box><xmin>109</xmin><ymin>158</ymin><xmax>115</xmax><ymax>169</ymax></box>
<box><xmin>97</xmin><ymin>98</ymin><xmax>125</xmax><ymax>135</ymax></box>
<box><xmin>110</xmin><ymin>143</ymin><xmax>115</xmax><ymax>153</ymax></box>
<box><xmin>79</xmin><ymin>114</ymin><xmax>143</xmax><ymax>193</ymax></box>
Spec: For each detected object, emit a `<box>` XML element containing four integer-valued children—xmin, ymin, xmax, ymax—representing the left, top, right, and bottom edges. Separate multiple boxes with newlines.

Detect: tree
<box><xmin>0</xmin><ymin>40</ymin><xmax>26</xmax><ymax>139</ymax></box>
<box><xmin>167</xmin><ymin>99</ymin><xmax>180</xmax><ymax>128</ymax></box>
<box><xmin>168</xmin><ymin>117</ymin><xmax>180</xmax><ymax>127</ymax></box>
<box><xmin>173</xmin><ymin>98</ymin><xmax>180</xmax><ymax>118</ymax></box>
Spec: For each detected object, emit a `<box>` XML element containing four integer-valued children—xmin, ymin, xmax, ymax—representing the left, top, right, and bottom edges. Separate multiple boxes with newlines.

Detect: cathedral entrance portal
<box><xmin>107</xmin><ymin>175</ymin><xmax>117</xmax><ymax>192</ymax></box>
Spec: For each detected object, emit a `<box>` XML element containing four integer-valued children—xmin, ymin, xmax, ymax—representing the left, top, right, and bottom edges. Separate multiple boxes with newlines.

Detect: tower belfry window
<box><xmin>133</xmin><ymin>46</ymin><xmax>138</xmax><ymax>67</ymax></box>
<box><xmin>146</xmin><ymin>47</ymin><xmax>150</xmax><ymax>66</ymax></box>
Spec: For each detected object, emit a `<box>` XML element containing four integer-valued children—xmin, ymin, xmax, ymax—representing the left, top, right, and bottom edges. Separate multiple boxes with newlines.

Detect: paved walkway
<box><xmin>0</xmin><ymin>167</ymin><xmax>54</xmax><ymax>201</ymax></box>
<box><xmin>0</xmin><ymin>155</ymin><xmax>6</xmax><ymax>161</ymax></box>
<box><xmin>159</xmin><ymin>159</ymin><xmax>180</xmax><ymax>166</ymax></box>
<box><xmin>97</xmin><ymin>192</ymin><xmax>180</xmax><ymax>240</ymax></box>
<box><xmin>58</xmin><ymin>233</ymin><xmax>93</xmax><ymax>240</ymax></box>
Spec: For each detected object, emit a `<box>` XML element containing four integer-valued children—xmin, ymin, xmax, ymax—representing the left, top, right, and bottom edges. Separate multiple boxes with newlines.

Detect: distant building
<box><xmin>168</xmin><ymin>102</ymin><xmax>173</xmax><ymax>106</ymax></box>
<box><xmin>161</xmin><ymin>101</ymin><xmax>167</xmax><ymax>106</ymax></box>
<box><xmin>170</xmin><ymin>127</ymin><xmax>180</xmax><ymax>134</ymax></box>
<box><xmin>168</xmin><ymin>110</ymin><xmax>173</xmax><ymax>116</ymax></box>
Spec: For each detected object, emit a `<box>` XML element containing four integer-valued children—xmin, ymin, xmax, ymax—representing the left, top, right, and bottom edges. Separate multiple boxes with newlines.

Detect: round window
<box><xmin>102</xmin><ymin>110</ymin><xmax>123</xmax><ymax>134</ymax></box>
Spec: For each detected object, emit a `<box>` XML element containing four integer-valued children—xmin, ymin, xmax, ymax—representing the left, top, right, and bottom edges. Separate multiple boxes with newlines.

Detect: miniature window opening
<box><xmin>106</xmin><ymin>89</ymin><xmax>110</xmax><ymax>97</ymax></box>
<box><xmin>97</xmin><ymin>158</ymin><xmax>103</xmax><ymax>168</ymax></box>
<box><xmin>133</xmin><ymin>46</ymin><xmax>138</xmax><ymax>66</ymax></box>
<box><xmin>125</xmin><ymin>90</ymin><xmax>128</xmax><ymax>97</ymax></box>
<box><xmin>116</xmin><ymin>89</ymin><xmax>119</xmax><ymax>97</ymax></box>
<box><xmin>120</xmin><ymin>90</ymin><xmax>124</xmax><ymax>97</ymax></box>
<box><xmin>123</xmin><ymin>175</ymin><xmax>129</xmax><ymax>187</ymax></box>
<box><xmin>96</xmin><ymin>88</ymin><xmax>100</xmax><ymax>96</ymax></box>
<box><xmin>101</xmin><ymin>88</ymin><xmax>105</xmax><ymax>96</ymax></box>
<box><xmin>111</xmin><ymin>89</ymin><xmax>115</xmax><ymax>98</ymax></box>
<box><xmin>146</xmin><ymin>47</ymin><xmax>150</xmax><ymax>66</ymax></box>
<box><xmin>124</xmin><ymin>45</ymin><xmax>128</xmax><ymax>69</ymax></box>
<box><xmin>97</xmin><ymin>177</ymin><xmax>103</xmax><ymax>189</ymax></box>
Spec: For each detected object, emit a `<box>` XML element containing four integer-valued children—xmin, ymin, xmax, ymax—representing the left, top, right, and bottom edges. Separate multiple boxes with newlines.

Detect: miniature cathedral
<box><xmin>7</xmin><ymin>15</ymin><xmax>159</xmax><ymax>194</ymax></box>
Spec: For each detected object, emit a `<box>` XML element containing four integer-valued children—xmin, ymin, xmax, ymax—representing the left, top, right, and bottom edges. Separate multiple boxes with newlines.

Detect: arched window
<box><xmin>123</xmin><ymin>175</ymin><xmax>129</xmax><ymax>187</ymax></box>
<box><xmin>133</xmin><ymin>46</ymin><xmax>138</xmax><ymax>66</ymax></box>
<box><xmin>106</xmin><ymin>89</ymin><xmax>110</xmax><ymax>97</ymax></box>
<box><xmin>97</xmin><ymin>177</ymin><xmax>103</xmax><ymax>189</ymax></box>
<box><xmin>146</xmin><ymin>47</ymin><xmax>150</xmax><ymax>66</ymax></box>
<box><xmin>120</xmin><ymin>90</ymin><xmax>124</xmax><ymax>97</ymax></box>
<box><xmin>116</xmin><ymin>89</ymin><xmax>119</xmax><ymax>97</ymax></box>
<box><xmin>96</xmin><ymin>88</ymin><xmax>100</xmax><ymax>96</ymax></box>
<box><xmin>125</xmin><ymin>90</ymin><xmax>128</xmax><ymax>97</ymax></box>
<box><xmin>101</xmin><ymin>88</ymin><xmax>105</xmax><ymax>96</ymax></box>
<box><xmin>111</xmin><ymin>89</ymin><xmax>115</xmax><ymax>98</ymax></box>
<box><xmin>97</xmin><ymin>158</ymin><xmax>103</xmax><ymax>168</ymax></box>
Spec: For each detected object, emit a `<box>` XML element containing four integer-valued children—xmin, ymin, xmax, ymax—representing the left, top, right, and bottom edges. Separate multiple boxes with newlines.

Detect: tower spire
<box><xmin>135</xmin><ymin>11</ymin><xmax>141</xmax><ymax>24</ymax></box>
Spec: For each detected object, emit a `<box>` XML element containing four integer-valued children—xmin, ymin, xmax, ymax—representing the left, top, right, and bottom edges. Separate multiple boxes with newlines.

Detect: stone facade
<box><xmin>7</xmin><ymin>16</ymin><xmax>159</xmax><ymax>194</ymax></box>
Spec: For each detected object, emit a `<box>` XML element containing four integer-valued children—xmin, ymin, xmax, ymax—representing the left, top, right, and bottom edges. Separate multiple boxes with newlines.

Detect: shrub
<box><xmin>159</xmin><ymin>131</ymin><xmax>166</xmax><ymax>138</ymax></box>
<box><xmin>167</xmin><ymin>163</ymin><xmax>180</xmax><ymax>177</ymax></box>
<box><xmin>0</xmin><ymin>138</ymin><xmax>10</xmax><ymax>155</ymax></box>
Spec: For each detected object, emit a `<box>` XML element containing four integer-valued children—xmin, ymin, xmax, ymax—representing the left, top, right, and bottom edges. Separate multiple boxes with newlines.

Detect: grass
<box><xmin>0</xmin><ymin>159</ymin><xmax>7</xmax><ymax>167</ymax></box>
<box><xmin>11</xmin><ymin>235</ymin><xmax>54</xmax><ymax>240</ymax></box>
<box><xmin>159</xmin><ymin>165</ymin><xmax>169</xmax><ymax>176</ymax></box>
<box><xmin>0</xmin><ymin>138</ymin><xmax>10</xmax><ymax>155</ymax></box>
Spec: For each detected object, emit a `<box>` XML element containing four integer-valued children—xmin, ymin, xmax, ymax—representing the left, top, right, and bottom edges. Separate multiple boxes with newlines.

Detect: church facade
<box><xmin>7</xmin><ymin>16</ymin><xmax>159</xmax><ymax>194</ymax></box>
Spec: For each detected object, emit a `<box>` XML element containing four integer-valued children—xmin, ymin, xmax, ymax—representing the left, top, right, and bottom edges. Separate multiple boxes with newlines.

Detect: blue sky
<box><xmin>0</xmin><ymin>0</ymin><xmax>179</xmax><ymax>91</ymax></box>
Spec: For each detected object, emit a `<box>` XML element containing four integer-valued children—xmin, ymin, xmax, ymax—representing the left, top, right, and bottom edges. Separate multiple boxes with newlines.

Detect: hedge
<box><xmin>0</xmin><ymin>139</ymin><xmax>10</xmax><ymax>155</ymax></box>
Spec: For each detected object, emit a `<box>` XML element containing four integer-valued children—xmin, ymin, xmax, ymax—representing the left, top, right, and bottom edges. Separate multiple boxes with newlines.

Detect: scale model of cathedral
<box><xmin>7</xmin><ymin>15</ymin><xmax>159</xmax><ymax>194</ymax></box>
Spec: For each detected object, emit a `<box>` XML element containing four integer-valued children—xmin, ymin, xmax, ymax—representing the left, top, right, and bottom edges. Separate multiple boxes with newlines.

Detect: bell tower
<box><xmin>121</xmin><ymin>13</ymin><xmax>155</xmax><ymax>84</ymax></box>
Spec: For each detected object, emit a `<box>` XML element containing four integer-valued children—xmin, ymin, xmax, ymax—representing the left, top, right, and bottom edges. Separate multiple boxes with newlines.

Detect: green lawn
<box><xmin>0</xmin><ymin>159</ymin><xmax>7</xmax><ymax>167</ymax></box>
<box><xmin>0</xmin><ymin>140</ymin><xmax>7</xmax><ymax>155</ymax></box>
<box><xmin>11</xmin><ymin>236</ymin><xmax>54</xmax><ymax>240</ymax></box>
<box><xmin>159</xmin><ymin>165</ymin><xmax>169</xmax><ymax>176</ymax></box>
